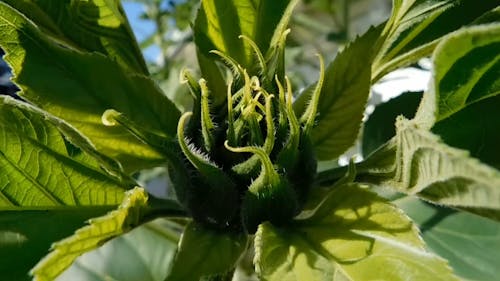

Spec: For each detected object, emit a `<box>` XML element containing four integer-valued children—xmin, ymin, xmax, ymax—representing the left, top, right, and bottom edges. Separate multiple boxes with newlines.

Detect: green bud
<box><xmin>170</xmin><ymin>33</ymin><xmax>323</xmax><ymax>232</ymax></box>
<box><xmin>225</xmin><ymin>141</ymin><xmax>298</xmax><ymax>232</ymax></box>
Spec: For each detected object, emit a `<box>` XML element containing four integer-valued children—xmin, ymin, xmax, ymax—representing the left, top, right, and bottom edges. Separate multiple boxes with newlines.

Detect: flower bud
<box><xmin>171</xmin><ymin>35</ymin><xmax>324</xmax><ymax>232</ymax></box>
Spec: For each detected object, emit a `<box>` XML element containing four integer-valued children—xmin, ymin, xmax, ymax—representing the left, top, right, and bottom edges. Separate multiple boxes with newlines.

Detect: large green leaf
<box><xmin>194</xmin><ymin>0</ymin><xmax>299</xmax><ymax>69</ymax></box>
<box><xmin>165</xmin><ymin>222</ymin><xmax>248</xmax><ymax>281</ymax></box>
<box><xmin>416</xmin><ymin>23</ymin><xmax>500</xmax><ymax>126</ymax></box>
<box><xmin>372</xmin><ymin>0</ymin><xmax>499</xmax><ymax>81</ymax></box>
<box><xmin>31</xmin><ymin>187</ymin><xmax>149</xmax><ymax>281</ymax></box>
<box><xmin>351</xmin><ymin>23</ymin><xmax>500</xmax><ymax>220</ymax></box>
<box><xmin>397</xmin><ymin>196</ymin><xmax>500</xmax><ymax>281</ymax></box>
<box><xmin>357</xmin><ymin>118</ymin><xmax>500</xmax><ymax>221</ymax></box>
<box><xmin>432</xmin><ymin>95</ymin><xmax>500</xmax><ymax>169</ymax></box>
<box><xmin>0</xmin><ymin>96</ymin><xmax>129</xmax><ymax>279</ymax></box>
<box><xmin>294</xmin><ymin>26</ymin><xmax>381</xmax><ymax>161</ymax></box>
<box><xmin>0</xmin><ymin>96</ymin><xmax>128</xmax><ymax>208</ymax></box>
<box><xmin>57</xmin><ymin>219</ymin><xmax>180</xmax><ymax>281</ymax></box>
<box><xmin>254</xmin><ymin>183</ymin><xmax>458</xmax><ymax>281</ymax></box>
<box><xmin>0</xmin><ymin>97</ymin><xmax>183</xmax><ymax>280</ymax></box>
<box><xmin>0</xmin><ymin>2</ymin><xmax>181</xmax><ymax>172</ymax></box>
<box><xmin>2</xmin><ymin>0</ymin><xmax>149</xmax><ymax>74</ymax></box>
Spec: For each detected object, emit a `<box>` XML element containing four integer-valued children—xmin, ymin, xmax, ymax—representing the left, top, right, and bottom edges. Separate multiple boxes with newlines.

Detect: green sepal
<box><xmin>177</xmin><ymin>113</ymin><xmax>239</xmax><ymax>227</ymax></box>
<box><xmin>240</xmin><ymin>178</ymin><xmax>298</xmax><ymax>234</ymax></box>
<box><xmin>239</xmin><ymin>35</ymin><xmax>267</xmax><ymax>77</ymax></box>
<box><xmin>180</xmin><ymin>68</ymin><xmax>202</xmax><ymax>101</ymax></box>
<box><xmin>180</xmin><ymin>69</ymin><xmax>203</xmax><ymax>146</ymax></box>
<box><xmin>300</xmin><ymin>54</ymin><xmax>325</xmax><ymax>135</ymax></box>
<box><xmin>273</xmin><ymin>76</ymin><xmax>292</xmax><ymax>150</ymax></box>
<box><xmin>264</xmin><ymin>29</ymin><xmax>291</xmax><ymax>87</ymax></box>
<box><xmin>210</xmin><ymin>50</ymin><xmax>245</xmax><ymax>83</ymax></box>
<box><xmin>276</xmin><ymin>77</ymin><xmax>301</xmax><ymax>170</ymax></box>
<box><xmin>225</xmin><ymin>142</ymin><xmax>298</xmax><ymax>233</ymax></box>
<box><xmin>199</xmin><ymin>79</ymin><xmax>217</xmax><ymax>152</ymax></box>
<box><xmin>177</xmin><ymin>113</ymin><xmax>232</xmax><ymax>188</ymax></box>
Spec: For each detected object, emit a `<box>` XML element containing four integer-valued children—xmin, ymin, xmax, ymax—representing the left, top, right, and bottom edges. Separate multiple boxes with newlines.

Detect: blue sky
<box><xmin>123</xmin><ymin>2</ymin><xmax>160</xmax><ymax>62</ymax></box>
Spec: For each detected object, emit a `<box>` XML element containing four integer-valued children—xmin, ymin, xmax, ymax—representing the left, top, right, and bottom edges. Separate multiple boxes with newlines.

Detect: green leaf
<box><xmin>2</xmin><ymin>0</ymin><xmax>149</xmax><ymax>74</ymax></box>
<box><xmin>0</xmin><ymin>208</ymin><xmax>113</xmax><ymax>281</ymax></box>
<box><xmin>295</xmin><ymin>25</ymin><xmax>381</xmax><ymax>161</ymax></box>
<box><xmin>372</xmin><ymin>0</ymin><xmax>499</xmax><ymax>81</ymax></box>
<box><xmin>356</xmin><ymin>24</ymin><xmax>500</xmax><ymax>221</ymax></box>
<box><xmin>254</xmin><ymin>183</ymin><xmax>459</xmax><ymax>281</ymax></box>
<box><xmin>194</xmin><ymin>0</ymin><xmax>299</xmax><ymax>69</ymax></box>
<box><xmin>358</xmin><ymin>118</ymin><xmax>500</xmax><ymax>221</ymax></box>
<box><xmin>396</xmin><ymin>196</ymin><xmax>500</xmax><ymax>281</ymax></box>
<box><xmin>432</xmin><ymin>95</ymin><xmax>500</xmax><ymax>170</ymax></box>
<box><xmin>31</xmin><ymin>187</ymin><xmax>149</xmax><ymax>281</ymax></box>
<box><xmin>0</xmin><ymin>96</ymin><xmax>128</xmax><ymax>208</ymax></box>
<box><xmin>165</xmin><ymin>222</ymin><xmax>248</xmax><ymax>281</ymax></box>
<box><xmin>0</xmin><ymin>2</ymin><xmax>181</xmax><ymax>172</ymax></box>
<box><xmin>57</xmin><ymin>219</ymin><xmax>181</xmax><ymax>281</ymax></box>
<box><xmin>416</xmin><ymin>23</ymin><xmax>500</xmax><ymax>127</ymax></box>
<box><xmin>473</xmin><ymin>6</ymin><xmax>500</xmax><ymax>25</ymax></box>
<box><xmin>362</xmin><ymin>91</ymin><xmax>423</xmax><ymax>156</ymax></box>
<box><xmin>0</xmin><ymin>95</ymin><xmax>132</xmax><ymax>280</ymax></box>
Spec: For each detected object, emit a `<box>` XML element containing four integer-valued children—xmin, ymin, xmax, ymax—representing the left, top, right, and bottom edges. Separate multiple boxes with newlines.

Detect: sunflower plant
<box><xmin>0</xmin><ymin>1</ymin><xmax>499</xmax><ymax>281</ymax></box>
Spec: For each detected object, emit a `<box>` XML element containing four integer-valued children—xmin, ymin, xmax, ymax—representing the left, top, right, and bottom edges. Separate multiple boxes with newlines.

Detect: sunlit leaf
<box><xmin>294</xmin><ymin>25</ymin><xmax>381</xmax><ymax>160</ymax></box>
<box><xmin>255</xmin><ymin>183</ymin><xmax>459</xmax><ymax>281</ymax></box>
<box><xmin>357</xmin><ymin>118</ymin><xmax>500</xmax><ymax>221</ymax></box>
<box><xmin>2</xmin><ymin>0</ymin><xmax>149</xmax><ymax>74</ymax></box>
<box><xmin>194</xmin><ymin>0</ymin><xmax>299</xmax><ymax>69</ymax></box>
<box><xmin>351</xmin><ymin>23</ymin><xmax>500</xmax><ymax>221</ymax></box>
<box><xmin>31</xmin><ymin>187</ymin><xmax>149</xmax><ymax>281</ymax></box>
<box><xmin>372</xmin><ymin>0</ymin><xmax>498</xmax><ymax>81</ymax></box>
<box><xmin>0</xmin><ymin>2</ymin><xmax>181</xmax><ymax>172</ymax></box>
<box><xmin>193</xmin><ymin>0</ymin><xmax>299</xmax><ymax>105</ymax></box>
<box><xmin>57</xmin><ymin>219</ymin><xmax>181</xmax><ymax>281</ymax></box>
<box><xmin>0</xmin><ymin>96</ymin><xmax>128</xmax><ymax>209</ymax></box>
<box><xmin>0</xmin><ymin>95</ymin><xmax>132</xmax><ymax>280</ymax></box>
<box><xmin>416</xmin><ymin>23</ymin><xmax>500</xmax><ymax>126</ymax></box>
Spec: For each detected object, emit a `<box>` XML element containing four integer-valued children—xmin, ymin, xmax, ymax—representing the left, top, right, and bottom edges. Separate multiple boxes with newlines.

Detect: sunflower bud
<box><xmin>170</xmin><ymin>35</ymin><xmax>324</xmax><ymax>233</ymax></box>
